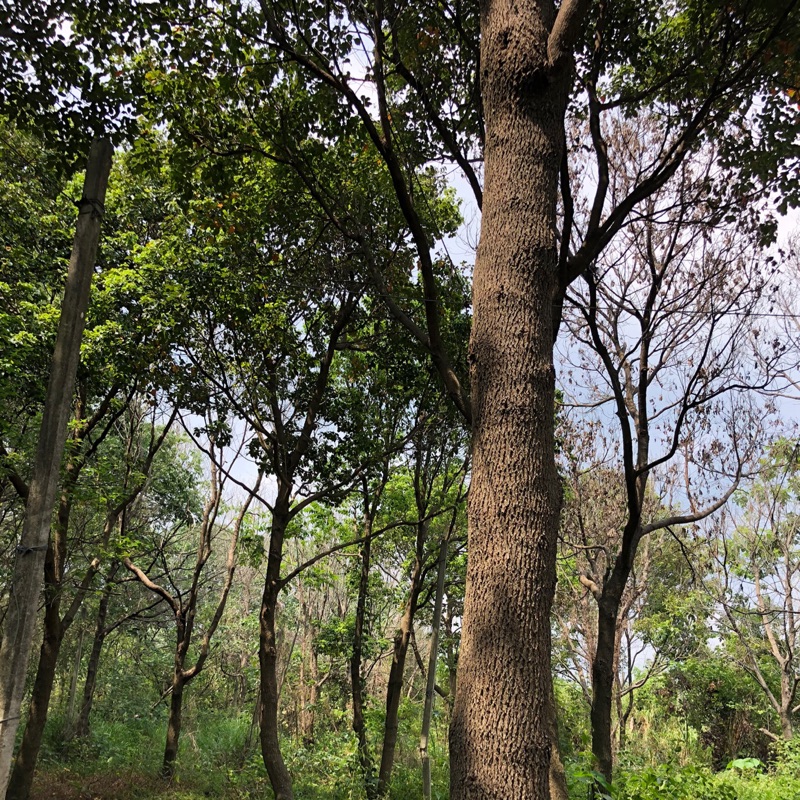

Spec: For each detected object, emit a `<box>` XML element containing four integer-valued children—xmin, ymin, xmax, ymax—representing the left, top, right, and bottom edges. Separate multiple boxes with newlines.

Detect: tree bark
<box><xmin>591</xmin><ymin>591</ymin><xmax>620</xmax><ymax>782</ymax></box>
<box><xmin>0</xmin><ymin>138</ymin><xmax>112</xmax><ymax>797</ymax></box>
<box><xmin>421</xmin><ymin>534</ymin><xmax>448</xmax><ymax>800</ymax></box>
<box><xmin>5</xmin><ymin>548</ymin><xmax>64</xmax><ymax>800</ymax></box>
<box><xmin>449</xmin><ymin>0</ymin><xmax>572</xmax><ymax>795</ymax></box>
<box><xmin>162</xmin><ymin>674</ymin><xmax>185</xmax><ymax>778</ymax></box>
<box><xmin>75</xmin><ymin>579</ymin><xmax>113</xmax><ymax>739</ymax></box>
<box><xmin>65</xmin><ymin>623</ymin><xmax>86</xmax><ymax>737</ymax></box>
<box><xmin>259</xmin><ymin>502</ymin><xmax>294</xmax><ymax>800</ymax></box>
<box><xmin>780</xmin><ymin>697</ymin><xmax>793</xmax><ymax>741</ymax></box>
<box><xmin>445</xmin><ymin>605</ymin><xmax>457</xmax><ymax>705</ymax></box>
<box><xmin>591</xmin><ymin>537</ymin><xmax>646</xmax><ymax>784</ymax></box>
<box><xmin>351</xmin><ymin>519</ymin><xmax>377</xmax><ymax>799</ymax></box>
<box><xmin>6</xmin><ymin>481</ymin><xmax>77</xmax><ymax>800</ymax></box>
<box><xmin>298</xmin><ymin>631</ymin><xmax>320</xmax><ymax>746</ymax></box>
<box><xmin>377</xmin><ymin>545</ymin><xmax>423</xmax><ymax>795</ymax></box>
<box><xmin>548</xmin><ymin>683</ymin><xmax>569</xmax><ymax>800</ymax></box>
<box><xmin>7</xmin><ymin>422</ymin><xmax>158</xmax><ymax>798</ymax></box>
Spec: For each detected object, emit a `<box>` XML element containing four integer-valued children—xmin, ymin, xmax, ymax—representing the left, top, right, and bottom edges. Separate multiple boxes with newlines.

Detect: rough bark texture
<box><xmin>0</xmin><ymin>138</ymin><xmax>112</xmax><ymax>797</ymax></box>
<box><xmin>449</xmin><ymin>0</ymin><xmax>572</xmax><ymax>795</ymax></box>
<box><xmin>259</xmin><ymin>502</ymin><xmax>294</xmax><ymax>800</ymax></box>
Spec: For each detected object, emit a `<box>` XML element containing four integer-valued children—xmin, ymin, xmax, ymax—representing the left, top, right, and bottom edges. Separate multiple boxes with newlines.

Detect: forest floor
<box><xmin>32</xmin><ymin>769</ymin><xmax>213</xmax><ymax>800</ymax></box>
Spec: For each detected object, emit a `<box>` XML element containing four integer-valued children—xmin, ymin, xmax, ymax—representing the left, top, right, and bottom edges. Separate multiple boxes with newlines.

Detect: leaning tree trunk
<box><xmin>351</xmin><ymin>525</ymin><xmax>377</xmax><ymax>799</ymax></box>
<box><xmin>259</xmin><ymin>503</ymin><xmax>294</xmax><ymax>800</ymax></box>
<box><xmin>377</xmin><ymin>556</ymin><xmax>423</xmax><ymax>795</ymax></box>
<box><xmin>75</xmin><ymin>574</ymin><xmax>114</xmax><ymax>739</ymax></box>
<box><xmin>0</xmin><ymin>138</ymin><xmax>112</xmax><ymax>797</ymax></box>
<box><xmin>5</xmin><ymin>563</ymin><xmax>64</xmax><ymax>800</ymax></box>
<box><xmin>161</xmin><ymin>611</ymin><xmax>192</xmax><ymax>779</ymax></box>
<box><xmin>449</xmin><ymin>2</ymin><xmax>572</xmax><ymax>796</ymax></box>
<box><xmin>65</xmin><ymin>623</ymin><xmax>86</xmax><ymax>737</ymax></box>
<box><xmin>421</xmin><ymin>534</ymin><xmax>448</xmax><ymax>800</ymax></box>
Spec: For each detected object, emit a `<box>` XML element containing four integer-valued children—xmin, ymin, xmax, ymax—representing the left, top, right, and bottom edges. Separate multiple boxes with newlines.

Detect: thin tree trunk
<box><xmin>377</xmin><ymin>558</ymin><xmax>422</xmax><ymax>795</ymax></box>
<box><xmin>421</xmin><ymin>534</ymin><xmax>448</xmax><ymax>800</ymax></box>
<box><xmin>449</xmin><ymin>0</ymin><xmax>574</xmax><ymax>793</ymax></box>
<box><xmin>780</xmin><ymin>704</ymin><xmax>793</xmax><ymax>740</ymax></box>
<box><xmin>75</xmin><ymin>580</ymin><xmax>112</xmax><ymax>739</ymax></box>
<box><xmin>297</xmin><ymin>589</ymin><xmax>320</xmax><ymax>747</ymax></box>
<box><xmin>0</xmin><ymin>138</ymin><xmax>112</xmax><ymax>796</ymax></box>
<box><xmin>65</xmin><ymin>623</ymin><xmax>86</xmax><ymax>737</ymax></box>
<box><xmin>591</xmin><ymin>592</ymin><xmax>621</xmax><ymax>782</ymax></box>
<box><xmin>259</xmin><ymin>504</ymin><xmax>294</xmax><ymax>800</ymax></box>
<box><xmin>778</xmin><ymin>668</ymin><xmax>795</xmax><ymax>740</ymax></box>
<box><xmin>245</xmin><ymin>695</ymin><xmax>261</xmax><ymax>757</ymax></box>
<box><xmin>351</xmin><ymin>520</ymin><xmax>377</xmax><ymax>799</ymax></box>
<box><xmin>444</xmin><ymin>605</ymin><xmax>457</xmax><ymax>706</ymax></box>
<box><xmin>615</xmin><ymin>676</ymin><xmax>625</xmax><ymax>754</ymax></box>
<box><xmin>298</xmin><ymin>638</ymin><xmax>320</xmax><ymax>746</ymax></box>
<box><xmin>162</xmin><ymin>673</ymin><xmax>185</xmax><ymax>778</ymax></box>
<box><xmin>548</xmin><ymin>684</ymin><xmax>569</xmax><ymax>800</ymax></box>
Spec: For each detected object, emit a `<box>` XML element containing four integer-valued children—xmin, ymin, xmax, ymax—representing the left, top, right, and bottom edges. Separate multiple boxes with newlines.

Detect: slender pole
<box><xmin>65</xmin><ymin>622</ymin><xmax>86</xmax><ymax>737</ymax></box>
<box><xmin>420</xmin><ymin>533</ymin><xmax>448</xmax><ymax>799</ymax></box>
<box><xmin>0</xmin><ymin>138</ymin><xmax>113</xmax><ymax>795</ymax></box>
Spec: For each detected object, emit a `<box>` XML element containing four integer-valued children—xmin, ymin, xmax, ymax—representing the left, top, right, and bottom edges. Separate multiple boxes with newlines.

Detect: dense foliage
<box><xmin>2</xmin><ymin>0</ymin><xmax>800</xmax><ymax>798</ymax></box>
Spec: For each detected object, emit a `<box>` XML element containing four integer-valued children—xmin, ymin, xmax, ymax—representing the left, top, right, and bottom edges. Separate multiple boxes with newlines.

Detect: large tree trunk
<box><xmin>0</xmin><ymin>138</ymin><xmax>112</xmax><ymax>796</ymax></box>
<box><xmin>5</xmin><ymin>557</ymin><xmax>64</xmax><ymax>800</ymax></box>
<box><xmin>449</xmin><ymin>1</ymin><xmax>571</xmax><ymax>796</ymax></box>
<box><xmin>259</xmin><ymin>504</ymin><xmax>293</xmax><ymax>800</ymax></box>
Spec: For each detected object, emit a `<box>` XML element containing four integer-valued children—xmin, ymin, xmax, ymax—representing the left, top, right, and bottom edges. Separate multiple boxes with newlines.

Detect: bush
<box><xmin>613</xmin><ymin>765</ymin><xmax>736</xmax><ymax>800</ymax></box>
